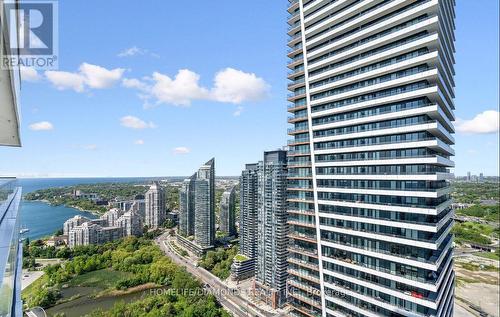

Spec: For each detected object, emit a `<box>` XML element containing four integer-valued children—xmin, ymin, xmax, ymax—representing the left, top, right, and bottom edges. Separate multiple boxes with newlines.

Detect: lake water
<box><xmin>17</xmin><ymin>177</ymin><xmax>155</xmax><ymax>240</ymax></box>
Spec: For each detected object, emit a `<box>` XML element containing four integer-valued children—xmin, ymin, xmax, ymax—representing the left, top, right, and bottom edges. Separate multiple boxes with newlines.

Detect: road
<box><xmin>155</xmin><ymin>232</ymin><xmax>274</xmax><ymax>317</ymax></box>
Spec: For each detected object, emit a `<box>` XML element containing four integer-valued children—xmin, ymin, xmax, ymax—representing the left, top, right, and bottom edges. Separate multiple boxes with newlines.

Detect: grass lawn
<box><xmin>68</xmin><ymin>268</ymin><xmax>135</xmax><ymax>289</ymax></box>
<box><xmin>474</xmin><ymin>251</ymin><xmax>500</xmax><ymax>261</ymax></box>
<box><xmin>22</xmin><ymin>274</ymin><xmax>49</xmax><ymax>300</ymax></box>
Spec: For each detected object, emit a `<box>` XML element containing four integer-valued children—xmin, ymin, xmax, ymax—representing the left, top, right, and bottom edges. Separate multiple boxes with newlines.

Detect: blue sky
<box><xmin>0</xmin><ymin>0</ymin><xmax>498</xmax><ymax>177</ymax></box>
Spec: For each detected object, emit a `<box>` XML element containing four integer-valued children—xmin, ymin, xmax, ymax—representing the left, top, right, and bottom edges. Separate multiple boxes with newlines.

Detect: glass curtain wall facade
<box><xmin>220</xmin><ymin>186</ymin><xmax>236</xmax><ymax>237</ymax></box>
<box><xmin>194</xmin><ymin>158</ymin><xmax>216</xmax><ymax>248</ymax></box>
<box><xmin>286</xmin><ymin>0</ymin><xmax>456</xmax><ymax>316</ymax></box>
<box><xmin>255</xmin><ymin>150</ymin><xmax>289</xmax><ymax>309</ymax></box>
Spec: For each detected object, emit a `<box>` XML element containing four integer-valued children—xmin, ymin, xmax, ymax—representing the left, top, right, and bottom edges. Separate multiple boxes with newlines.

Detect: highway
<box><xmin>155</xmin><ymin>233</ymin><xmax>274</xmax><ymax>317</ymax></box>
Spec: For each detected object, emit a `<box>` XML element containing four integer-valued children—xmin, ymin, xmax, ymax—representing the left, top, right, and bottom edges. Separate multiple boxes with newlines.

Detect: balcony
<box><xmin>288</xmin><ymin>268</ymin><xmax>321</xmax><ymax>284</ymax></box>
<box><xmin>289</xmin><ymin>233</ymin><xmax>317</xmax><ymax>244</ymax></box>
<box><xmin>288</xmin><ymin>209</ymin><xmax>316</xmax><ymax>216</ymax></box>
<box><xmin>288</xmin><ymin>0</ymin><xmax>299</xmax><ymax>11</ymax></box>
<box><xmin>287</xmin><ymin>127</ymin><xmax>309</xmax><ymax>135</ymax></box>
<box><xmin>287</xmin><ymin>136</ymin><xmax>309</xmax><ymax>145</ymax></box>
<box><xmin>287</xmin><ymin>92</ymin><xmax>307</xmax><ymax>102</ymax></box>
<box><xmin>288</xmin><ymin>219</ymin><xmax>316</xmax><ymax>228</ymax></box>
<box><xmin>288</xmin><ymin>245</ymin><xmax>319</xmax><ymax>258</ymax></box>
<box><xmin>288</xmin><ymin>257</ymin><xmax>319</xmax><ymax>271</ymax></box>
<box><xmin>287</xmin><ymin>44</ymin><xmax>303</xmax><ymax>57</ymax></box>
<box><xmin>287</xmin><ymin>76</ymin><xmax>305</xmax><ymax>89</ymax></box>
<box><xmin>287</xmin><ymin>161</ymin><xmax>312</xmax><ymax>168</ymax></box>
<box><xmin>0</xmin><ymin>178</ymin><xmax>23</xmax><ymax>317</ymax></box>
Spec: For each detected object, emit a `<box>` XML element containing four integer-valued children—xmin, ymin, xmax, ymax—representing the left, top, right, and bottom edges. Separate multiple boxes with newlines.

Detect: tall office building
<box><xmin>177</xmin><ymin>158</ymin><xmax>216</xmax><ymax>255</ymax></box>
<box><xmin>255</xmin><ymin>150</ymin><xmax>289</xmax><ymax>309</ymax></box>
<box><xmin>194</xmin><ymin>158</ymin><xmax>216</xmax><ymax>248</ymax></box>
<box><xmin>286</xmin><ymin>1</ymin><xmax>455</xmax><ymax>316</ymax></box>
<box><xmin>220</xmin><ymin>186</ymin><xmax>236</xmax><ymax>236</ymax></box>
<box><xmin>179</xmin><ymin>174</ymin><xmax>196</xmax><ymax>237</ymax></box>
<box><xmin>145</xmin><ymin>182</ymin><xmax>166</xmax><ymax>229</ymax></box>
<box><xmin>231</xmin><ymin>163</ymin><xmax>259</xmax><ymax>281</ymax></box>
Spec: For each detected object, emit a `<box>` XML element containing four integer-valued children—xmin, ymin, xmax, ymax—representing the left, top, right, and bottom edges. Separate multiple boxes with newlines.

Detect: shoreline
<box><xmin>23</xmin><ymin>199</ymin><xmax>104</xmax><ymax>217</ymax></box>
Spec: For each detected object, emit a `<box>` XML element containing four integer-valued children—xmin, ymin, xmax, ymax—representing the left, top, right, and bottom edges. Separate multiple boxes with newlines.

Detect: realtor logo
<box><xmin>1</xmin><ymin>0</ymin><xmax>58</xmax><ymax>69</ymax></box>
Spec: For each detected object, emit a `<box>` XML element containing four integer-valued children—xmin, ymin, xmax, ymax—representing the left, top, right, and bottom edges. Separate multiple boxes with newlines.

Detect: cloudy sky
<box><xmin>1</xmin><ymin>0</ymin><xmax>498</xmax><ymax>177</ymax></box>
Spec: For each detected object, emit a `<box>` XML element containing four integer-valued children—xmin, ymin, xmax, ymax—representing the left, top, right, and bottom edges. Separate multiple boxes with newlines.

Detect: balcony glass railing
<box><xmin>288</xmin><ymin>137</ymin><xmax>310</xmax><ymax>144</ymax></box>
<box><xmin>288</xmin><ymin>21</ymin><xmax>301</xmax><ymax>31</ymax></box>
<box><xmin>309</xmin><ymin>31</ymin><xmax>432</xmax><ymax>77</ymax></box>
<box><xmin>288</xmin><ymin>65</ymin><xmax>304</xmax><ymax>75</ymax></box>
<box><xmin>288</xmin><ymin>126</ymin><xmax>309</xmax><ymax>134</ymax></box>
<box><xmin>322</xmin><ymin>234</ymin><xmax>452</xmax><ymax>266</ymax></box>
<box><xmin>313</xmin><ymin>116</ymin><xmax>434</xmax><ymax>135</ymax></box>
<box><xmin>308</xmin><ymin>5</ymin><xmax>432</xmax><ymax>57</ymax></box>
<box><xmin>0</xmin><ymin>178</ymin><xmax>23</xmax><ymax>317</ymax></box>
<box><xmin>288</xmin><ymin>44</ymin><xmax>303</xmax><ymax>54</ymax></box>
<box><xmin>287</xmin><ymin>90</ymin><xmax>306</xmax><ymax>98</ymax></box>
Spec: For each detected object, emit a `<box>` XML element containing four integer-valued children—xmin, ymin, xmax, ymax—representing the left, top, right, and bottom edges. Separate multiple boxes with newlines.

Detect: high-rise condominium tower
<box><xmin>231</xmin><ymin>163</ymin><xmax>259</xmax><ymax>281</ymax></box>
<box><xmin>177</xmin><ymin>158</ymin><xmax>216</xmax><ymax>255</ymax></box>
<box><xmin>220</xmin><ymin>186</ymin><xmax>236</xmax><ymax>236</ymax></box>
<box><xmin>179</xmin><ymin>174</ymin><xmax>196</xmax><ymax>237</ymax></box>
<box><xmin>286</xmin><ymin>1</ymin><xmax>455</xmax><ymax>316</ymax></box>
<box><xmin>194</xmin><ymin>158</ymin><xmax>216</xmax><ymax>248</ymax></box>
<box><xmin>145</xmin><ymin>182</ymin><xmax>166</xmax><ymax>229</ymax></box>
<box><xmin>255</xmin><ymin>150</ymin><xmax>289</xmax><ymax>309</ymax></box>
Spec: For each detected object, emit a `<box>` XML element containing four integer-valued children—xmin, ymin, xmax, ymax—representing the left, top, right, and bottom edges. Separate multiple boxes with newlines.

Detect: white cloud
<box><xmin>456</xmin><ymin>110</ymin><xmax>499</xmax><ymax>134</ymax></box>
<box><xmin>118</xmin><ymin>46</ymin><xmax>144</xmax><ymax>57</ymax></box>
<box><xmin>212</xmin><ymin>68</ymin><xmax>269</xmax><ymax>103</ymax></box>
<box><xmin>20</xmin><ymin>66</ymin><xmax>40</xmax><ymax>81</ymax></box>
<box><xmin>122</xmin><ymin>78</ymin><xmax>149</xmax><ymax>91</ymax></box>
<box><xmin>134</xmin><ymin>139</ymin><xmax>144</xmax><ymax>145</ymax></box>
<box><xmin>117</xmin><ymin>46</ymin><xmax>159</xmax><ymax>58</ymax></box>
<box><xmin>29</xmin><ymin>121</ymin><xmax>53</xmax><ymax>131</ymax></box>
<box><xmin>233</xmin><ymin>106</ymin><xmax>244</xmax><ymax>117</ymax></box>
<box><xmin>79</xmin><ymin>63</ymin><xmax>125</xmax><ymax>89</ymax></box>
<box><xmin>123</xmin><ymin>68</ymin><xmax>269</xmax><ymax>107</ymax></box>
<box><xmin>173</xmin><ymin>147</ymin><xmax>190</xmax><ymax>155</ymax></box>
<box><xmin>45</xmin><ymin>70</ymin><xmax>86</xmax><ymax>92</ymax></box>
<box><xmin>45</xmin><ymin>63</ymin><xmax>124</xmax><ymax>92</ymax></box>
<box><xmin>150</xmin><ymin>70</ymin><xmax>209</xmax><ymax>106</ymax></box>
<box><xmin>120</xmin><ymin>115</ymin><xmax>156</xmax><ymax>129</ymax></box>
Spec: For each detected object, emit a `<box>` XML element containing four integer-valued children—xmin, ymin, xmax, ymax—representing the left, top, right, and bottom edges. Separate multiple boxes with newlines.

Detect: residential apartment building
<box><xmin>286</xmin><ymin>0</ymin><xmax>455</xmax><ymax>316</ymax></box>
<box><xmin>177</xmin><ymin>158</ymin><xmax>216</xmax><ymax>256</ymax></box>
<box><xmin>231</xmin><ymin>164</ymin><xmax>259</xmax><ymax>281</ymax></box>
<box><xmin>68</xmin><ymin>222</ymin><xmax>102</xmax><ymax>248</ymax></box>
<box><xmin>116</xmin><ymin>211</ymin><xmax>143</xmax><ymax>237</ymax></box>
<box><xmin>254</xmin><ymin>150</ymin><xmax>289</xmax><ymax>309</ymax></box>
<box><xmin>179</xmin><ymin>174</ymin><xmax>196</xmax><ymax>237</ymax></box>
<box><xmin>220</xmin><ymin>186</ymin><xmax>236</xmax><ymax>237</ymax></box>
<box><xmin>194</xmin><ymin>158</ymin><xmax>216</xmax><ymax>248</ymax></box>
<box><xmin>145</xmin><ymin>181</ymin><xmax>166</xmax><ymax>229</ymax></box>
<box><xmin>63</xmin><ymin>215</ymin><xmax>90</xmax><ymax>235</ymax></box>
<box><xmin>101</xmin><ymin>208</ymin><xmax>124</xmax><ymax>227</ymax></box>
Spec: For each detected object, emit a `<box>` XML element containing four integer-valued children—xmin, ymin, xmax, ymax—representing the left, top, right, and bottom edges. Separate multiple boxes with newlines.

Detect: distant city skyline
<box><xmin>0</xmin><ymin>0</ymin><xmax>498</xmax><ymax>177</ymax></box>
